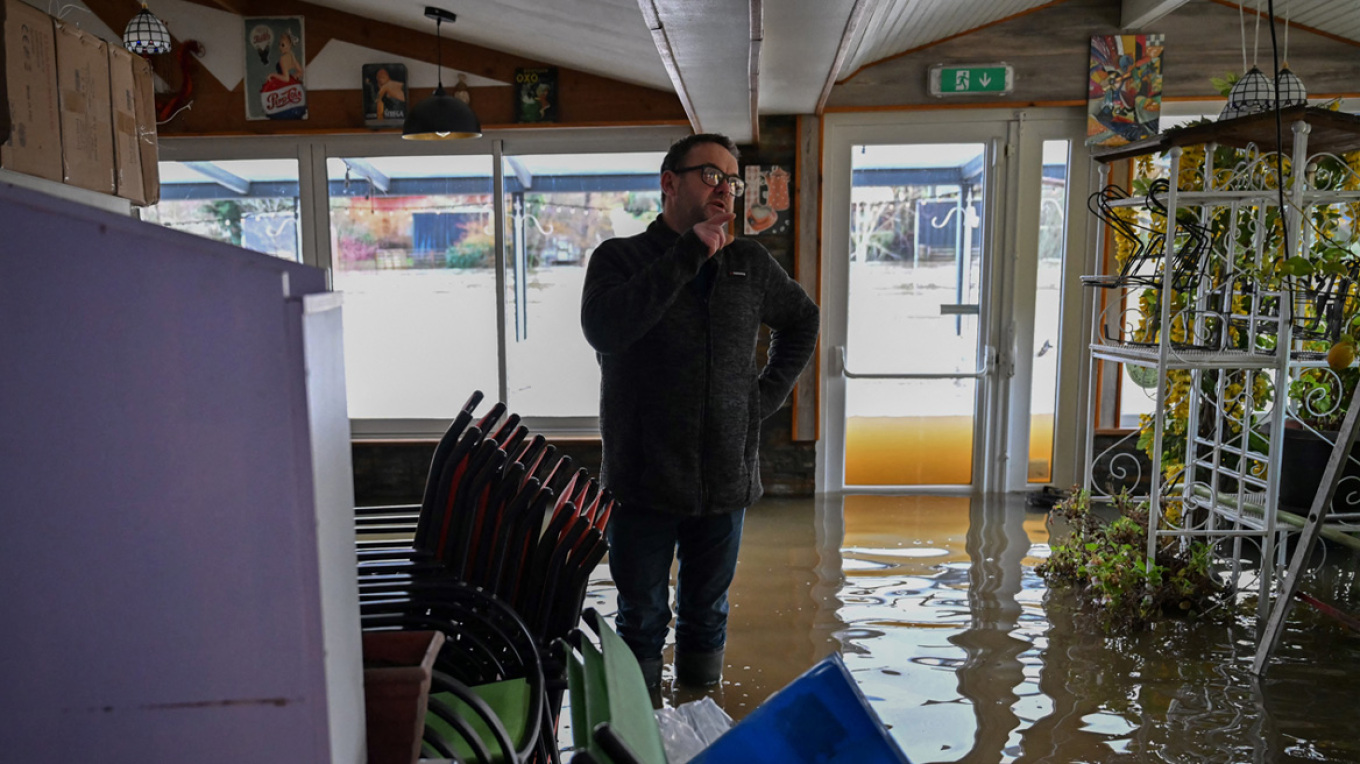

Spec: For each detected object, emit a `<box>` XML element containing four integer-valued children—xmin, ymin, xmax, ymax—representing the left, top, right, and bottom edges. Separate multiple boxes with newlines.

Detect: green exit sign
<box><xmin>929</xmin><ymin>64</ymin><xmax>1014</xmax><ymax>96</ymax></box>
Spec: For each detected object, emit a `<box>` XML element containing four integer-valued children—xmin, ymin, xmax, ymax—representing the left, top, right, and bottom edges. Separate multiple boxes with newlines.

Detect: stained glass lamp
<box><xmin>123</xmin><ymin>4</ymin><xmax>171</xmax><ymax>56</ymax></box>
<box><xmin>1276</xmin><ymin>65</ymin><xmax>1308</xmax><ymax>109</ymax></box>
<box><xmin>1219</xmin><ymin>66</ymin><xmax>1274</xmax><ymax>121</ymax></box>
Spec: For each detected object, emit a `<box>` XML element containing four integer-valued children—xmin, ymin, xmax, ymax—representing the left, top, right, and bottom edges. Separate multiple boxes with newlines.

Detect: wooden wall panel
<box><xmin>828</xmin><ymin>0</ymin><xmax>1360</xmax><ymax>111</ymax></box>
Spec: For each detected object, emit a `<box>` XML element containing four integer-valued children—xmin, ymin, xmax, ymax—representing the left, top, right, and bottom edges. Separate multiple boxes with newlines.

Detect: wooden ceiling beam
<box><xmin>815</xmin><ymin>0</ymin><xmax>870</xmax><ymax>115</ymax></box>
<box><xmin>1121</xmin><ymin>0</ymin><xmax>1190</xmax><ymax>29</ymax></box>
<box><xmin>638</xmin><ymin>0</ymin><xmax>702</xmax><ymax>133</ymax></box>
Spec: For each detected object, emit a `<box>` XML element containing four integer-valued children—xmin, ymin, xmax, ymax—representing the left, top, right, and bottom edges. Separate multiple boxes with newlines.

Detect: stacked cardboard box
<box><xmin>55</xmin><ymin>20</ymin><xmax>114</xmax><ymax>194</ymax></box>
<box><xmin>129</xmin><ymin>52</ymin><xmax>159</xmax><ymax>205</ymax></box>
<box><xmin>1</xmin><ymin>0</ymin><xmax>159</xmax><ymax>205</ymax></box>
<box><xmin>0</xmin><ymin>0</ymin><xmax>62</xmax><ymax>182</ymax></box>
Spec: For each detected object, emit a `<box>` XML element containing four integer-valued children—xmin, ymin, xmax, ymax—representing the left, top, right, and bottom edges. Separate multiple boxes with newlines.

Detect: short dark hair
<box><xmin>660</xmin><ymin>133</ymin><xmax>740</xmax><ymax>176</ymax></box>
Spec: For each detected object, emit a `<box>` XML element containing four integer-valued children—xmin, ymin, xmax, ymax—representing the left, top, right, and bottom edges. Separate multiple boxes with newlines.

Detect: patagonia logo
<box><xmin>728</xmin><ymin>270</ymin><xmax>747</xmax><ymax>277</ymax></box>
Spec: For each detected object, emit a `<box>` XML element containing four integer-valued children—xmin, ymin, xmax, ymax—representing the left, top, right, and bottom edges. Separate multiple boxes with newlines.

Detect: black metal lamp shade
<box><xmin>402</xmin><ymin>85</ymin><xmax>482</xmax><ymax>140</ymax></box>
<box><xmin>402</xmin><ymin>7</ymin><xmax>481</xmax><ymax>140</ymax></box>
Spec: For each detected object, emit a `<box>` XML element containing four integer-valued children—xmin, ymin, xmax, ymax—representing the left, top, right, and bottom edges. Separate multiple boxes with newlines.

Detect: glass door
<box><xmin>822</xmin><ymin>115</ymin><xmax>1011</xmax><ymax>492</ymax></box>
<box><xmin>822</xmin><ymin>110</ymin><xmax>1090</xmax><ymax>493</ymax></box>
<box><xmin>840</xmin><ymin>139</ymin><xmax>998</xmax><ymax>488</ymax></box>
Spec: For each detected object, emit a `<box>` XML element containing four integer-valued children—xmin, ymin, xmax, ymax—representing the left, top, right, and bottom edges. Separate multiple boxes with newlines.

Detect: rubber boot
<box><xmin>638</xmin><ymin>656</ymin><xmax>663</xmax><ymax>690</ymax></box>
<box><xmin>675</xmin><ymin>648</ymin><xmax>724</xmax><ymax>687</ymax></box>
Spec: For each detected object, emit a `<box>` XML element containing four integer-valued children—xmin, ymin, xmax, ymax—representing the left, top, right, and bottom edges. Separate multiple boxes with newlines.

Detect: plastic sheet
<box><xmin>654</xmin><ymin>696</ymin><xmax>734</xmax><ymax>764</ymax></box>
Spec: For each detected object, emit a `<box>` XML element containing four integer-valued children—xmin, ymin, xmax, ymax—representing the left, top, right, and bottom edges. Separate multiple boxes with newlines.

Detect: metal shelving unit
<box><xmin>1082</xmin><ymin>108</ymin><xmax>1360</xmax><ymax>610</ymax></box>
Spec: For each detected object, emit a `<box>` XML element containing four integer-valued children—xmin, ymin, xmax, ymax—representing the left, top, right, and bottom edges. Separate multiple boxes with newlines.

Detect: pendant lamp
<box><xmin>1276</xmin><ymin>65</ymin><xmax>1307</xmax><ymax>109</ymax></box>
<box><xmin>123</xmin><ymin>3</ymin><xmax>171</xmax><ymax>56</ymax></box>
<box><xmin>1219</xmin><ymin>1</ymin><xmax>1274</xmax><ymax>121</ymax></box>
<box><xmin>1275</xmin><ymin>4</ymin><xmax>1307</xmax><ymax>108</ymax></box>
<box><xmin>1220</xmin><ymin>65</ymin><xmax>1274</xmax><ymax>121</ymax></box>
<box><xmin>403</xmin><ymin>7</ymin><xmax>481</xmax><ymax>140</ymax></box>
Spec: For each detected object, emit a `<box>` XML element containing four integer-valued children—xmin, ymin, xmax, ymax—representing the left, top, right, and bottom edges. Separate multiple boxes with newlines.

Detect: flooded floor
<box><xmin>577</xmin><ymin>494</ymin><xmax>1360</xmax><ymax>763</ymax></box>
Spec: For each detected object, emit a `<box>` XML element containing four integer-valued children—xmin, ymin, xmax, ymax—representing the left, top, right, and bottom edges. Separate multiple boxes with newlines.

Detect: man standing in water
<box><xmin>581</xmin><ymin>134</ymin><xmax>819</xmax><ymax>689</ymax></box>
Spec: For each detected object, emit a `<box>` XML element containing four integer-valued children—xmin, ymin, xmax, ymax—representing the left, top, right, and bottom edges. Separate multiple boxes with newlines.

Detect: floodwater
<box><xmin>577</xmin><ymin>494</ymin><xmax>1360</xmax><ymax>763</ymax></box>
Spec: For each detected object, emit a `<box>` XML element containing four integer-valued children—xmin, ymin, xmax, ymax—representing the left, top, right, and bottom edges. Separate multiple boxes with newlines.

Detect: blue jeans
<box><xmin>606</xmin><ymin>508</ymin><xmax>746</xmax><ymax>663</ymax></box>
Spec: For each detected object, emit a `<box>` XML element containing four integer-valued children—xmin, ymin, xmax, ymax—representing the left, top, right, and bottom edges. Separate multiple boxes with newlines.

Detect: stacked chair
<box><xmin>354</xmin><ymin>390</ymin><xmax>615</xmax><ymax>763</ymax></box>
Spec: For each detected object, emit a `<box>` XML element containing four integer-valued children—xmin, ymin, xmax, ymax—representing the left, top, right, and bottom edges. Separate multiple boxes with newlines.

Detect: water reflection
<box><xmin>579</xmin><ymin>494</ymin><xmax>1360</xmax><ymax>763</ymax></box>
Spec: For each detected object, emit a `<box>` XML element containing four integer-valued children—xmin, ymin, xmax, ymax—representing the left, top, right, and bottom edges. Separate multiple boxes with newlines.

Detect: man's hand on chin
<box><xmin>693</xmin><ymin>211</ymin><xmax>736</xmax><ymax>258</ymax></box>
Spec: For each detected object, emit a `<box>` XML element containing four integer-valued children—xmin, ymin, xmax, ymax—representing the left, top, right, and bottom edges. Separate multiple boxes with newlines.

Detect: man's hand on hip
<box><xmin>693</xmin><ymin>212</ymin><xmax>735</xmax><ymax>258</ymax></box>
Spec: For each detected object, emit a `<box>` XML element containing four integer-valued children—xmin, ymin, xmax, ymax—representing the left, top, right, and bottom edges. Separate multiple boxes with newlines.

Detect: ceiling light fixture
<box><xmin>123</xmin><ymin>3</ymin><xmax>172</xmax><ymax>56</ymax></box>
<box><xmin>403</xmin><ymin>7</ymin><xmax>482</xmax><ymax>140</ymax></box>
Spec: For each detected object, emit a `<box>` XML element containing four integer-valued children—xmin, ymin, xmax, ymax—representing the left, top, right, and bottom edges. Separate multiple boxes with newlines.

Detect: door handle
<box><xmin>838</xmin><ymin>345</ymin><xmax>992</xmax><ymax>380</ymax></box>
<box><xmin>939</xmin><ymin>304</ymin><xmax>980</xmax><ymax>315</ymax></box>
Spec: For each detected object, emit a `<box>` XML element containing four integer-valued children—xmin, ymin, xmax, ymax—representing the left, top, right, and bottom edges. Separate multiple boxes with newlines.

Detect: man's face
<box><xmin>662</xmin><ymin>142</ymin><xmax>739</xmax><ymax>233</ymax></box>
<box><xmin>376</xmin><ymin>69</ymin><xmax>389</xmax><ymax>85</ymax></box>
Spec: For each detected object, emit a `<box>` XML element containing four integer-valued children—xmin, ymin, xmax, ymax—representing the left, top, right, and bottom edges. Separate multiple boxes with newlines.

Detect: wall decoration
<box><xmin>743</xmin><ymin>164</ymin><xmax>791</xmax><ymax>236</ymax></box>
<box><xmin>514</xmin><ymin>67</ymin><xmax>557</xmax><ymax>123</ymax></box>
<box><xmin>1086</xmin><ymin>34</ymin><xmax>1163</xmax><ymax>147</ymax></box>
<box><xmin>363</xmin><ymin>63</ymin><xmax>408</xmax><ymax>127</ymax></box>
<box><xmin>244</xmin><ymin>17</ymin><xmax>307</xmax><ymax>121</ymax></box>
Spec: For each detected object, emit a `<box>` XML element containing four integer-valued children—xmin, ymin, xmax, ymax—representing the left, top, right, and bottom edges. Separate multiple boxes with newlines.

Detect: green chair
<box><xmin>559</xmin><ymin>609</ymin><xmax>914</xmax><ymax>764</ymax></box>
<box><xmin>558</xmin><ymin>608</ymin><xmax>667</xmax><ymax>764</ymax></box>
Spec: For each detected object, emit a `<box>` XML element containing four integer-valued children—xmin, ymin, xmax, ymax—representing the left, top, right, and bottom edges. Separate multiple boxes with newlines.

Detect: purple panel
<box><xmin>0</xmin><ymin>184</ymin><xmax>336</xmax><ymax>763</ymax></box>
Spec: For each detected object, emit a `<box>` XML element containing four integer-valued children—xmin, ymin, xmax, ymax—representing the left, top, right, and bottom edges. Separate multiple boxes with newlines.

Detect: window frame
<box><xmin>159</xmin><ymin>125</ymin><xmax>690</xmax><ymax>440</ymax></box>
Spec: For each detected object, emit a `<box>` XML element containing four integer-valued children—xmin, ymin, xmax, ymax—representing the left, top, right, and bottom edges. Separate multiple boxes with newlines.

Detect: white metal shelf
<box><xmin>1100</xmin><ymin>188</ymin><xmax>1360</xmax><ymax>209</ymax></box>
<box><xmin>1080</xmin><ymin>114</ymin><xmax>1360</xmax><ymax>615</ymax></box>
<box><xmin>1088</xmin><ymin>342</ymin><xmax>1280</xmax><ymax>369</ymax></box>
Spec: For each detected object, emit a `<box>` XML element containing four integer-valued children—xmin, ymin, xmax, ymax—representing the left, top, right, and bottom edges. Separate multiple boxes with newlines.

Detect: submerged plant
<box><xmin>1038</xmin><ymin>490</ymin><xmax>1226</xmax><ymax>631</ymax></box>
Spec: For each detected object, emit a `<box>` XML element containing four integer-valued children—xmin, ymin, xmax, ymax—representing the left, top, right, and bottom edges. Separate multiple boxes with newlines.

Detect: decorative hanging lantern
<box><xmin>1276</xmin><ymin>64</ymin><xmax>1308</xmax><ymax>108</ymax></box>
<box><xmin>1219</xmin><ymin>66</ymin><xmax>1274</xmax><ymax>121</ymax></box>
<box><xmin>123</xmin><ymin>4</ymin><xmax>171</xmax><ymax>56</ymax></box>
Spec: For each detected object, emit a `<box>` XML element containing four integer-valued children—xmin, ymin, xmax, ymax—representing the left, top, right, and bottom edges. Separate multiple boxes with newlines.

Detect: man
<box><xmin>580</xmin><ymin>134</ymin><xmax>819</xmax><ymax>689</ymax></box>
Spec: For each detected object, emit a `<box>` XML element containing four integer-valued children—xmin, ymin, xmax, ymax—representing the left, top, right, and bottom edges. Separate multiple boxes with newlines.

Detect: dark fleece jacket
<box><xmin>581</xmin><ymin>217</ymin><xmax>819</xmax><ymax>516</ymax></box>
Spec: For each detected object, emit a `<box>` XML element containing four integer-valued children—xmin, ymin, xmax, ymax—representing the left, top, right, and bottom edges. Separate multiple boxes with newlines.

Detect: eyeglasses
<box><xmin>672</xmin><ymin>164</ymin><xmax>745</xmax><ymax>197</ymax></box>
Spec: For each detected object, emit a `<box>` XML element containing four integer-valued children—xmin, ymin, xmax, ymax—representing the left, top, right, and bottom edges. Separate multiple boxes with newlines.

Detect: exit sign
<box><xmin>929</xmin><ymin>64</ymin><xmax>1014</xmax><ymax>96</ymax></box>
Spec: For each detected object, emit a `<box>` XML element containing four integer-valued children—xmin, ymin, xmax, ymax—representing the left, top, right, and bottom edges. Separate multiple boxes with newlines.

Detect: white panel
<box><xmin>1285</xmin><ymin>0</ymin><xmax>1360</xmax><ymax>43</ymax></box>
<box><xmin>761</xmin><ymin>0</ymin><xmax>858</xmax><ymax>114</ymax></box>
<box><xmin>300</xmin><ymin>295</ymin><xmax>366</xmax><ymax>764</ymax></box>
<box><xmin>304</xmin><ymin>0</ymin><xmax>671</xmax><ymax>90</ymax></box>
<box><xmin>843</xmin><ymin>0</ymin><xmax>1056</xmax><ymax>78</ymax></box>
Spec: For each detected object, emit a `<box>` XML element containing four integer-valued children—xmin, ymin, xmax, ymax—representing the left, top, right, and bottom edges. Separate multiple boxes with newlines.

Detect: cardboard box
<box><xmin>108</xmin><ymin>45</ymin><xmax>145</xmax><ymax>204</ymax></box>
<box><xmin>54</xmin><ymin>20</ymin><xmax>113</xmax><ymax>194</ymax></box>
<box><xmin>1</xmin><ymin>0</ymin><xmax>62</xmax><ymax>182</ymax></box>
<box><xmin>130</xmin><ymin>52</ymin><xmax>158</xmax><ymax>205</ymax></box>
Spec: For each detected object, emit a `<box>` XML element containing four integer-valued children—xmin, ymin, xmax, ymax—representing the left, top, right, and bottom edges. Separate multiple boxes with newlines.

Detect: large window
<box><xmin>327</xmin><ymin>155</ymin><xmax>498</xmax><ymax>421</ymax></box>
<box><xmin>150</xmin><ymin>129</ymin><xmax>685</xmax><ymax>436</ymax></box>
<box><xmin>142</xmin><ymin>159</ymin><xmax>301</xmax><ymax>260</ymax></box>
<box><xmin>501</xmin><ymin>153</ymin><xmax>663</xmax><ymax>417</ymax></box>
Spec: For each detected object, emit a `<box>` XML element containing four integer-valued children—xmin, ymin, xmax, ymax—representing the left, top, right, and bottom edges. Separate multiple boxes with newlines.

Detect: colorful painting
<box><xmin>1086</xmin><ymin>34</ymin><xmax>1163</xmax><ymax>147</ymax></box>
<box><xmin>244</xmin><ymin>17</ymin><xmax>307</xmax><ymax>121</ymax></box>
<box><xmin>743</xmin><ymin>165</ymin><xmax>792</xmax><ymax>236</ymax></box>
